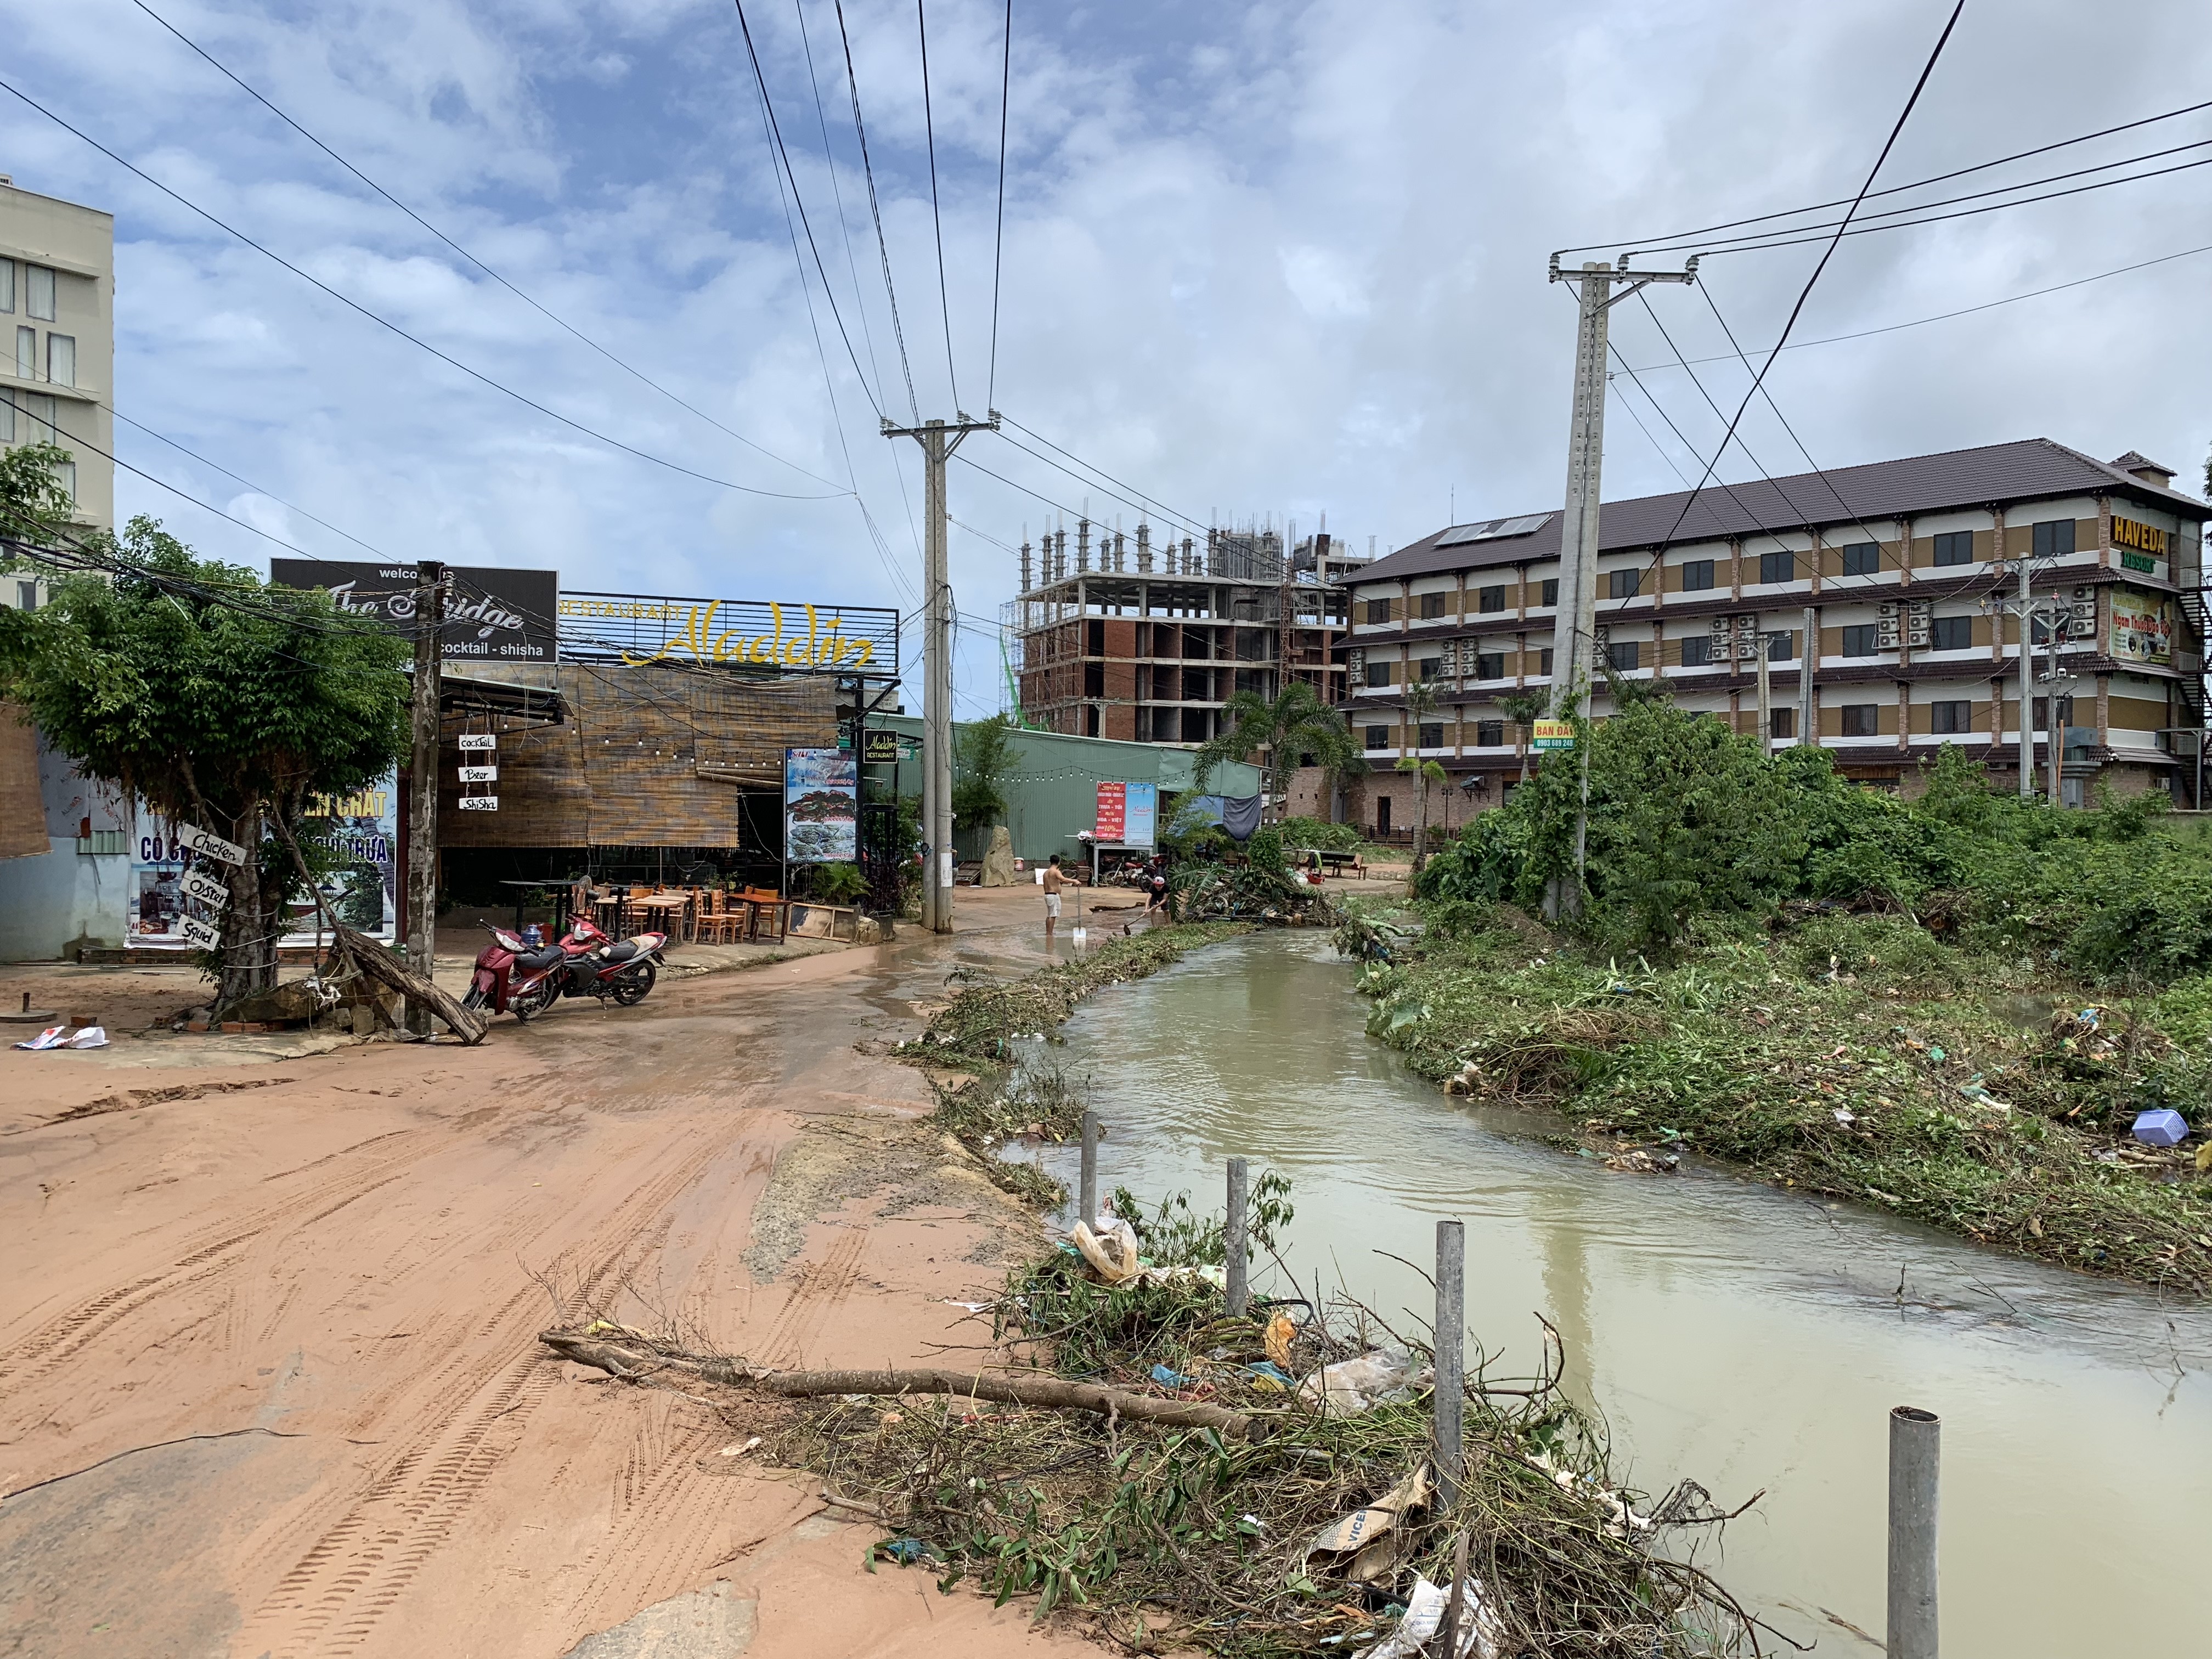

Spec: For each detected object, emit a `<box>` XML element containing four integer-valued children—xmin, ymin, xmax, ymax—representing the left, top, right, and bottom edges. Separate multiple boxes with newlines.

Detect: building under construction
<box><xmin>1007</xmin><ymin>519</ymin><xmax>1369</xmax><ymax>742</ymax></box>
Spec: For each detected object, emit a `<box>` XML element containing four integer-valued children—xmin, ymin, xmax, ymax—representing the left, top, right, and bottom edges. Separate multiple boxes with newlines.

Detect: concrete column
<box><xmin>1136</xmin><ymin>522</ymin><xmax>1152</xmax><ymax>573</ymax></box>
<box><xmin>1076</xmin><ymin>518</ymin><xmax>1091</xmax><ymax>573</ymax></box>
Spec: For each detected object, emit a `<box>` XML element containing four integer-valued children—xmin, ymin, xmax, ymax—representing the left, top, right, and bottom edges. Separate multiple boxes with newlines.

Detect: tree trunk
<box><xmin>216</xmin><ymin>802</ymin><xmax>280</xmax><ymax>1006</ymax></box>
<box><xmin>1412</xmin><ymin>780</ymin><xmax>1430</xmax><ymax>874</ymax></box>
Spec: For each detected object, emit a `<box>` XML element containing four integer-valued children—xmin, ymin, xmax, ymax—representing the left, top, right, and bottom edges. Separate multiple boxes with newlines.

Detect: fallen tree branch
<box><xmin>539</xmin><ymin>1331</ymin><xmax>1262</xmax><ymax>1438</ymax></box>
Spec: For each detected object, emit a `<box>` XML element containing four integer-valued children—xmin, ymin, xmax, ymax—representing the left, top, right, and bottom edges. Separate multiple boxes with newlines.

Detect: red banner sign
<box><xmin>1095</xmin><ymin>781</ymin><xmax>1126</xmax><ymax>841</ymax></box>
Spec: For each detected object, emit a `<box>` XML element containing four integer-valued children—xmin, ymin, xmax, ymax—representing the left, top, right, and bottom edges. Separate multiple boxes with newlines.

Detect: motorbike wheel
<box><xmin>610</xmin><ymin>960</ymin><xmax>657</xmax><ymax>1007</ymax></box>
<box><xmin>511</xmin><ymin>981</ymin><xmax>556</xmax><ymax>1022</ymax></box>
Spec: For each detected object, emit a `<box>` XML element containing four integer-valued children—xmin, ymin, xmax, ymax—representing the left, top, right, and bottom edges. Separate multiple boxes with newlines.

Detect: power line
<box><xmin>794</xmin><ymin>0</ymin><xmax>893</xmax><ymax>421</ymax></box>
<box><xmin>988</xmin><ymin>429</ymin><xmax>1207</xmax><ymax>542</ymax></box>
<box><xmin>1558</xmin><ymin>95</ymin><xmax>2212</xmax><ymax>258</ymax></box>
<box><xmin>1615</xmin><ymin>240</ymin><xmax>2212</xmax><ymax>374</ymax></box>
<box><xmin>915</xmin><ymin>0</ymin><xmax>961</xmax><ymax>408</ymax></box>
<box><xmin>835</xmin><ymin>0</ymin><xmax>919</xmax><ymax>423</ymax></box>
<box><xmin>986</xmin><ymin>0</ymin><xmax>1013</xmax><ymax>409</ymax></box>
<box><xmin>1651</xmin><ymin>0</ymin><xmax>1963</xmax><ymax>551</ymax></box>
<box><xmin>994</xmin><ymin>414</ymin><xmax>1211</xmax><ymax>535</ymax></box>
<box><xmin>108</xmin><ymin>405</ymin><xmax>385</xmax><ymax>563</ymax></box>
<box><xmin>0</xmin><ymin>77</ymin><xmax>845</xmax><ymax>504</ymax></box>
<box><xmin>730</xmin><ymin>0</ymin><xmax>887</xmax><ymax>422</ymax></box>
<box><xmin>127</xmin><ymin>0</ymin><xmax>848</xmax><ymax>495</ymax></box>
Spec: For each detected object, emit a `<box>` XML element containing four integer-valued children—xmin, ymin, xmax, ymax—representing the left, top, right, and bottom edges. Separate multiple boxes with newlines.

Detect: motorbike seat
<box><xmin>518</xmin><ymin>945</ymin><xmax>568</xmax><ymax>972</ymax></box>
<box><xmin>600</xmin><ymin>940</ymin><xmax>641</xmax><ymax>964</ymax></box>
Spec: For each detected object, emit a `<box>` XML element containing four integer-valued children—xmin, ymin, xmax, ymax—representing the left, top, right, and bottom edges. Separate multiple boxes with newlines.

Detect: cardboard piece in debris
<box><xmin>1308</xmin><ymin>1463</ymin><xmax>1432</xmax><ymax>1557</ymax></box>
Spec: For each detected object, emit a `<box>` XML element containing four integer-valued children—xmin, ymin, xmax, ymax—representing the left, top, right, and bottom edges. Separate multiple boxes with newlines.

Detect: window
<box><xmin>23</xmin><ymin>393</ymin><xmax>52</xmax><ymax>439</ymax></box>
<box><xmin>1929</xmin><ymin>615</ymin><xmax>1972</xmax><ymax>650</ymax></box>
<box><xmin>1083</xmin><ymin>662</ymin><xmax>1104</xmax><ymax>697</ymax></box>
<box><xmin>1364</xmin><ymin>726</ymin><xmax>1390</xmax><ymax>750</ymax></box>
<box><xmin>1769</xmin><ymin>707</ymin><xmax>1796</xmax><ymax>738</ymax></box>
<box><xmin>54</xmin><ymin>460</ymin><xmax>73</xmax><ymax>504</ymax></box>
<box><xmin>1472</xmin><ymin>651</ymin><xmax>1504</xmax><ymax>680</ymax></box>
<box><xmin>77</xmin><ymin>828</ymin><xmax>126</xmax><ymax>857</ymax></box>
<box><xmin>1758</xmin><ymin>550</ymin><xmax>1796</xmax><ymax>584</ymax></box>
<box><xmin>14</xmin><ymin>325</ymin><xmax>31</xmax><ymax>379</ymax></box>
<box><xmin>1607</xmin><ymin>567</ymin><xmax>1641</xmax><ymax>599</ymax></box>
<box><xmin>1679</xmin><ymin>635</ymin><xmax>1712</xmax><ymax>667</ymax></box>
<box><xmin>1841</xmin><ymin>624</ymin><xmax>1880</xmax><ymax>657</ymax></box>
<box><xmin>0</xmin><ymin>390</ymin><xmax>12</xmax><ymax>444</ymax></box>
<box><xmin>1086</xmin><ymin>619</ymin><xmax>1105</xmax><ymax>654</ymax></box>
<box><xmin>1929</xmin><ymin>700</ymin><xmax>1972</xmax><ymax>735</ymax></box>
<box><xmin>1413</xmin><ymin>657</ymin><xmax>1441</xmax><ymax>682</ymax></box>
<box><xmin>0</xmin><ymin>259</ymin><xmax>12</xmax><ymax>313</ymax></box>
<box><xmin>2029</xmin><ymin>613</ymin><xmax>2072</xmax><ymax>646</ymax></box>
<box><xmin>1840</xmin><ymin>541</ymin><xmax>1880</xmax><ymax>576</ymax></box>
<box><xmin>1477</xmin><ymin>584</ymin><xmax>1506</xmax><ymax>613</ymax></box>
<box><xmin>1365</xmin><ymin>597</ymin><xmax>1392</xmax><ymax>625</ymax></box>
<box><xmin>1680</xmin><ymin>558</ymin><xmax>1714</xmax><ymax>591</ymax></box>
<box><xmin>1931</xmin><ymin>530</ymin><xmax>1974</xmax><ymax>566</ymax></box>
<box><xmin>1766</xmin><ymin>630</ymin><xmax>1793</xmax><ymax>661</ymax></box>
<box><xmin>1364</xmin><ymin>661</ymin><xmax>1392</xmax><ymax>688</ymax></box>
<box><xmin>45</xmin><ymin>334</ymin><xmax>72</xmax><ymax>388</ymax></box>
<box><xmin>16</xmin><ymin>581</ymin><xmax>36</xmax><ymax>612</ymax></box>
<box><xmin>1419</xmin><ymin>591</ymin><xmax>1447</xmax><ymax>619</ymax></box>
<box><xmin>1537</xmin><ymin>647</ymin><xmax>1554</xmax><ymax>676</ymax></box>
<box><xmin>2032</xmin><ymin>520</ymin><xmax>2076</xmax><ymax>559</ymax></box>
<box><xmin>1418</xmin><ymin>723</ymin><xmax>1444</xmax><ymax>749</ymax></box>
<box><xmin>1839</xmin><ymin>704</ymin><xmax>1880</xmax><ymax>737</ymax></box>
<box><xmin>1539</xmin><ymin>578</ymin><xmax>1559</xmax><ymax>607</ymax></box>
<box><xmin>1605</xmin><ymin>640</ymin><xmax>1641</xmax><ymax>671</ymax></box>
<box><xmin>2031</xmin><ymin>695</ymin><xmax>2075</xmax><ymax>729</ymax></box>
<box><xmin>1475</xmin><ymin>719</ymin><xmax>1504</xmax><ymax>746</ymax></box>
<box><xmin>26</xmin><ymin>265</ymin><xmax>54</xmax><ymax>322</ymax></box>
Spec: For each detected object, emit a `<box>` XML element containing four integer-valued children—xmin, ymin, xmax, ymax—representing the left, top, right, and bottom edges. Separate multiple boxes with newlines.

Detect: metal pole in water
<box><xmin>1434</xmin><ymin>1219</ymin><xmax>1466</xmax><ymax>1506</ymax></box>
<box><xmin>1079</xmin><ymin>1110</ymin><xmax>1099</xmax><ymax>1226</ymax></box>
<box><xmin>1887</xmin><ymin>1405</ymin><xmax>1940</xmax><ymax>1659</ymax></box>
<box><xmin>1225</xmin><ymin>1157</ymin><xmax>1250</xmax><ymax>1318</ymax></box>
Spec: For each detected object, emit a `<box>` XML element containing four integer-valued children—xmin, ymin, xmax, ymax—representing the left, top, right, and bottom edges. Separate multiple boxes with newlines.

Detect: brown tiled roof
<box><xmin>1361</xmin><ymin>437</ymin><xmax>2206</xmax><ymax>583</ymax></box>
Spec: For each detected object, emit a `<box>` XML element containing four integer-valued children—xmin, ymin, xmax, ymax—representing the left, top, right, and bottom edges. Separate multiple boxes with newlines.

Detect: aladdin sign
<box><xmin>558</xmin><ymin>592</ymin><xmax>900</xmax><ymax>676</ymax></box>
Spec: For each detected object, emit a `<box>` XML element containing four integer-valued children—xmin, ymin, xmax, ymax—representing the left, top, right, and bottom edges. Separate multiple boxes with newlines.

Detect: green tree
<box><xmin>1497</xmin><ymin>689</ymin><xmax>1548</xmax><ymax>782</ymax></box>
<box><xmin>0</xmin><ymin>441</ymin><xmax>80</xmax><ymax>557</ymax></box>
<box><xmin>1396</xmin><ymin>755</ymin><xmax>1448</xmax><ymax>872</ymax></box>
<box><xmin>1196</xmin><ymin>680</ymin><xmax>1362</xmax><ymax>822</ymax></box>
<box><xmin>952</xmin><ymin>713</ymin><xmax>1017</xmax><ymax>828</ymax></box>
<box><xmin>0</xmin><ymin>518</ymin><xmax>412</xmax><ymax>1003</ymax></box>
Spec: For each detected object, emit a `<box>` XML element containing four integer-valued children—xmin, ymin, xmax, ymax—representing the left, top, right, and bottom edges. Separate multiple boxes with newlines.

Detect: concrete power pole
<box><xmin>883</xmin><ymin>411</ymin><xmax>999</xmax><ymax>933</ymax></box>
<box><xmin>1544</xmin><ymin>256</ymin><xmax>1696</xmax><ymax>916</ymax></box>
<box><xmin>2016</xmin><ymin>559</ymin><xmax>2035</xmax><ymax>799</ymax></box>
<box><xmin>1799</xmin><ymin>605</ymin><xmax>1818</xmax><ymax>745</ymax></box>
<box><xmin>405</xmin><ymin>560</ymin><xmax>445</xmax><ymax>1030</ymax></box>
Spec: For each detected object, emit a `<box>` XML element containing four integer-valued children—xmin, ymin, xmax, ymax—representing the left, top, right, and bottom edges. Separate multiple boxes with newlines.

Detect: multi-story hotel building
<box><xmin>1335</xmin><ymin>439</ymin><xmax>2204</xmax><ymax>828</ymax></box>
<box><xmin>0</xmin><ymin>173</ymin><xmax>114</xmax><ymax>562</ymax></box>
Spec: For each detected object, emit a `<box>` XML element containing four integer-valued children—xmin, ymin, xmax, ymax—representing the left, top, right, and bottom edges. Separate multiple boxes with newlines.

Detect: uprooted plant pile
<box><xmin>1355</xmin><ymin>702</ymin><xmax>2212</xmax><ymax>1289</ymax></box>
<box><xmin>1172</xmin><ymin>830</ymin><xmax>1341</xmax><ymax>926</ymax></box>
<box><xmin>543</xmin><ymin>1189</ymin><xmax>1767</xmax><ymax>1658</ymax></box>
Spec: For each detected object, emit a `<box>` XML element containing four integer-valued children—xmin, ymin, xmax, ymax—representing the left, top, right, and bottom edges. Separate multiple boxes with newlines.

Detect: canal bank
<box><xmin>1010</xmin><ymin>928</ymin><xmax>2212</xmax><ymax>1657</ymax></box>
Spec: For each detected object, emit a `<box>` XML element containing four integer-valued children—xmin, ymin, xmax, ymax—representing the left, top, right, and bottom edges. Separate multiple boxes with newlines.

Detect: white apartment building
<box><xmin>1338</xmin><ymin>439</ymin><xmax>2205</xmax><ymax>826</ymax></box>
<box><xmin>0</xmin><ymin>172</ymin><xmax>114</xmax><ymax>566</ymax></box>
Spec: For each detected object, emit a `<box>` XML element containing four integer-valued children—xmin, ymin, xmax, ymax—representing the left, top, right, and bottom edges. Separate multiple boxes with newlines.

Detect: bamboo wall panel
<box><xmin>438</xmin><ymin>665</ymin><xmax>836</xmax><ymax>848</ymax></box>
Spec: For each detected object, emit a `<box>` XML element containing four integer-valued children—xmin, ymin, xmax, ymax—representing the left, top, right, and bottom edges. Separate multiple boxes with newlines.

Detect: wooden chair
<box><xmin>696</xmin><ymin>889</ymin><xmax>746</xmax><ymax>945</ymax></box>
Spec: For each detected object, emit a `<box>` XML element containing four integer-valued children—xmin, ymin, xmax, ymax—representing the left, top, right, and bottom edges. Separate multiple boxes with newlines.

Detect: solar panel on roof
<box><xmin>1435</xmin><ymin>512</ymin><xmax>1550</xmax><ymax>548</ymax></box>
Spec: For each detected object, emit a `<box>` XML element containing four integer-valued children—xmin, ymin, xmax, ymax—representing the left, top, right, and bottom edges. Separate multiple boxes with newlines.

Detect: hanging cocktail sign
<box><xmin>180</xmin><ymin>915</ymin><xmax>221</xmax><ymax>950</ymax></box>
<box><xmin>458</xmin><ymin>765</ymin><xmax>498</xmax><ymax>783</ymax></box>
<box><xmin>181</xmin><ymin>868</ymin><xmax>230</xmax><ymax>909</ymax></box>
<box><xmin>179</xmin><ymin>823</ymin><xmax>247</xmax><ymax>866</ymax></box>
<box><xmin>458</xmin><ymin>733</ymin><xmax>497</xmax><ymax>752</ymax></box>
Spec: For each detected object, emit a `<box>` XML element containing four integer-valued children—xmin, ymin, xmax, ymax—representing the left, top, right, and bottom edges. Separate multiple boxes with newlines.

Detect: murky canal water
<box><xmin>1014</xmin><ymin>930</ymin><xmax>2212</xmax><ymax>1655</ymax></box>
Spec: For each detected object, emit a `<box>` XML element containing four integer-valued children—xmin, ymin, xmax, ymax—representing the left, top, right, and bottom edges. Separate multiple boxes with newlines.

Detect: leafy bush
<box><xmin>1274</xmin><ymin>815</ymin><xmax>1364</xmax><ymax>852</ymax></box>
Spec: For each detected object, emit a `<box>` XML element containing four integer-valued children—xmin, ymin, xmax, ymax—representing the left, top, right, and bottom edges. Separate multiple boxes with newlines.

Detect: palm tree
<box><xmin>1194</xmin><ymin>680</ymin><xmax>1363</xmax><ymax>821</ymax></box>
<box><xmin>1497</xmin><ymin>690</ymin><xmax>1548</xmax><ymax>782</ymax></box>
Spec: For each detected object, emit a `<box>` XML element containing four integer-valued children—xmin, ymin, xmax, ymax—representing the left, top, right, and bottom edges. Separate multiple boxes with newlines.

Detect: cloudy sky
<box><xmin>3</xmin><ymin>0</ymin><xmax>2208</xmax><ymax>715</ymax></box>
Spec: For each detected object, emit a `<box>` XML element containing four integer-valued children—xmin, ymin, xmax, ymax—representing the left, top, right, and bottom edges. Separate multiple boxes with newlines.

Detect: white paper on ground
<box><xmin>68</xmin><ymin>1025</ymin><xmax>109</xmax><ymax>1048</ymax></box>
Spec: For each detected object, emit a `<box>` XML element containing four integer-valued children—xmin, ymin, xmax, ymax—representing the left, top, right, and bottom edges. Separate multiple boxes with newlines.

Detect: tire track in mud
<box><xmin>234</xmin><ymin>1137</ymin><xmax>730</xmax><ymax>1656</ymax></box>
<box><xmin>753</xmin><ymin>1225</ymin><xmax>868</xmax><ymax>1371</ymax></box>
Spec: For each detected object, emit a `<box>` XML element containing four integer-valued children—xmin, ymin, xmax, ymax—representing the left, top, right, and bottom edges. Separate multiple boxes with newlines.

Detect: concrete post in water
<box><xmin>1887</xmin><ymin>1405</ymin><xmax>1940</xmax><ymax>1659</ymax></box>
<box><xmin>1224</xmin><ymin>1157</ymin><xmax>1250</xmax><ymax>1318</ymax></box>
<box><xmin>1079</xmin><ymin>1110</ymin><xmax>1100</xmax><ymax>1226</ymax></box>
<box><xmin>1434</xmin><ymin>1219</ymin><xmax>1466</xmax><ymax>1506</ymax></box>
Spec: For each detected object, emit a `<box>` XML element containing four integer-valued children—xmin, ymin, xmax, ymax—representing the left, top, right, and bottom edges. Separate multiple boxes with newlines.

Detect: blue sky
<box><xmin>3</xmin><ymin>0</ymin><xmax>2208</xmax><ymax>717</ymax></box>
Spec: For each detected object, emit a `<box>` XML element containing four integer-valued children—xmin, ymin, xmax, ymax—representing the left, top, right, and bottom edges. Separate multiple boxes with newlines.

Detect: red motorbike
<box><xmin>464</xmin><ymin>915</ymin><xmax>667</xmax><ymax>1022</ymax></box>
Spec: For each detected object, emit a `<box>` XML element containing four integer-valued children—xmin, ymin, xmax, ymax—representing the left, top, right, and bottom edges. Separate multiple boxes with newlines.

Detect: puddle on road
<box><xmin>1013</xmin><ymin>929</ymin><xmax>2212</xmax><ymax>1656</ymax></box>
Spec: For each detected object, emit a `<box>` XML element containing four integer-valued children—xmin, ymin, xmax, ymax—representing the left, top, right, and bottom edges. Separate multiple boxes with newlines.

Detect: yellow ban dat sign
<box><xmin>1531</xmin><ymin>718</ymin><xmax>1575</xmax><ymax>751</ymax></box>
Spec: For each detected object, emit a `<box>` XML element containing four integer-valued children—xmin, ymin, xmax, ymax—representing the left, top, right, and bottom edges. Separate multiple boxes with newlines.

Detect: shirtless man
<box><xmin>1042</xmin><ymin>854</ymin><xmax>1066</xmax><ymax>943</ymax></box>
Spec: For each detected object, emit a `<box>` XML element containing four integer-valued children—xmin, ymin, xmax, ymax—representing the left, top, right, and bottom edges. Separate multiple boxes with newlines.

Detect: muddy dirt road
<box><xmin>0</xmin><ymin>892</ymin><xmax>1099</xmax><ymax>1658</ymax></box>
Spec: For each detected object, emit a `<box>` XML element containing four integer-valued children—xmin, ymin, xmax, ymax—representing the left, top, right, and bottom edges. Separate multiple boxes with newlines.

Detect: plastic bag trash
<box><xmin>14</xmin><ymin>1025</ymin><xmax>67</xmax><ymax>1050</ymax></box>
<box><xmin>1308</xmin><ymin>1464</ymin><xmax>1430</xmax><ymax>1557</ymax></box>
<box><xmin>1243</xmin><ymin>1361</ymin><xmax>1294</xmax><ymax>1391</ymax></box>
<box><xmin>1355</xmin><ymin>1571</ymin><xmax>1503</xmax><ymax>1659</ymax></box>
<box><xmin>1297</xmin><ymin>1345</ymin><xmax>1427</xmax><ymax>1415</ymax></box>
<box><xmin>68</xmin><ymin>1025</ymin><xmax>108</xmax><ymax>1049</ymax></box>
<box><xmin>1149</xmin><ymin>1363</ymin><xmax>1194</xmax><ymax>1389</ymax></box>
<box><xmin>1263</xmin><ymin>1310</ymin><xmax>1298</xmax><ymax>1369</ymax></box>
<box><xmin>2133</xmin><ymin>1108</ymin><xmax>2189</xmax><ymax>1149</ymax></box>
<box><xmin>874</xmin><ymin>1537</ymin><xmax>940</xmax><ymax>1565</ymax></box>
<box><xmin>1070</xmin><ymin>1218</ymin><xmax>1142</xmax><ymax>1284</ymax></box>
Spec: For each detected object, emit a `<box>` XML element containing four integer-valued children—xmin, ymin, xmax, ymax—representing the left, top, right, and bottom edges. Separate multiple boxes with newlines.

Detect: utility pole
<box><xmin>405</xmin><ymin>560</ymin><xmax>445</xmax><ymax>1031</ymax></box>
<box><xmin>2016</xmin><ymin>557</ymin><xmax>2035</xmax><ymax>799</ymax></box>
<box><xmin>1799</xmin><ymin>605</ymin><xmax>1818</xmax><ymax>746</ymax></box>
<box><xmin>1544</xmin><ymin>256</ymin><xmax>1696</xmax><ymax>917</ymax></box>
<box><xmin>883</xmin><ymin>411</ymin><xmax>1000</xmax><ymax>933</ymax></box>
<box><xmin>1756</xmin><ymin>627</ymin><xmax>1773</xmax><ymax>755</ymax></box>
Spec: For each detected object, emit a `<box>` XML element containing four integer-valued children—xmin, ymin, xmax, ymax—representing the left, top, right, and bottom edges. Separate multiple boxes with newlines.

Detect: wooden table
<box><xmin>629</xmin><ymin>892</ymin><xmax>693</xmax><ymax>943</ymax></box>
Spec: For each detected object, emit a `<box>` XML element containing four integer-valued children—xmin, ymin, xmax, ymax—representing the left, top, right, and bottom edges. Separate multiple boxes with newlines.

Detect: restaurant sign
<box><xmin>270</xmin><ymin>561</ymin><xmax>559</xmax><ymax>662</ymax></box>
<box><xmin>559</xmin><ymin>593</ymin><xmax>900</xmax><ymax>676</ymax></box>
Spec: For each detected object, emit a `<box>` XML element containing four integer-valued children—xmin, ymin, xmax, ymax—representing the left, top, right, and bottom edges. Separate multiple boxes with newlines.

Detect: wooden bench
<box><xmin>1294</xmin><ymin>849</ymin><xmax>1365</xmax><ymax>879</ymax></box>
